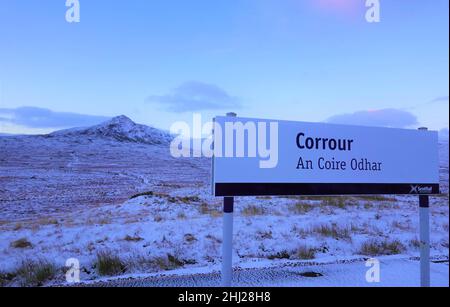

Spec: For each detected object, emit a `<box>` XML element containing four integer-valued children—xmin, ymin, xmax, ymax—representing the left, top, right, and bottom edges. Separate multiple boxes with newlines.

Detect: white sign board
<box><xmin>212</xmin><ymin>116</ymin><xmax>440</xmax><ymax>196</ymax></box>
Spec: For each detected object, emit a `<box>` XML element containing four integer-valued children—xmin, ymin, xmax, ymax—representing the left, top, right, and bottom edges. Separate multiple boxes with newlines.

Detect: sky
<box><xmin>0</xmin><ymin>0</ymin><xmax>448</xmax><ymax>135</ymax></box>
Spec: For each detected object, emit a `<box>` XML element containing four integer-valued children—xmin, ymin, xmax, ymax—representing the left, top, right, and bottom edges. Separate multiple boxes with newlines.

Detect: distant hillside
<box><xmin>49</xmin><ymin>115</ymin><xmax>173</xmax><ymax>145</ymax></box>
<box><xmin>439</xmin><ymin>140</ymin><xmax>449</xmax><ymax>193</ymax></box>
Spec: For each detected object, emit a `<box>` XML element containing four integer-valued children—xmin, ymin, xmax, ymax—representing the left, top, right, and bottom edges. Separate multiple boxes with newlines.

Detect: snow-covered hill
<box><xmin>50</xmin><ymin>115</ymin><xmax>173</xmax><ymax>145</ymax></box>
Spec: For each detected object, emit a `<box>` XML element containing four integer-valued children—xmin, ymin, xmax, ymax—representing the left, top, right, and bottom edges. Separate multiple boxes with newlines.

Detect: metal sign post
<box><xmin>222</xmin><ymin>196</ymin><xmax>234</xmax><ymax>287</ymax></box>
<box><xmin>419</xmin><ymin>195</ymin><xmax>430</xmax><ymax>287</ymax></box>
<box><xmin>222</xmin><ymin>112</ymin><xmax>236</xmax><ymax>287</ymax></box>
<box><xmin>418</xmin><ymin>127</ymin><xmax>431</xmax><ymax>287</ymax></box>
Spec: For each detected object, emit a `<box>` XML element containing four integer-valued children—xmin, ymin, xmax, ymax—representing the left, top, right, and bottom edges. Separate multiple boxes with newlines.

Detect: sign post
<box><xmin>222</xmin><ymin>112</ymin><xmax>236</xmax><ymax>287</ymax></box>
<box><xmin>222</xmin><ymin>196</ymin><xmax>234</xmax><ymax>287</ymax></box>
<box><xmin>418</xmin><ymin>127</ymin><xmax>431</xmax><ymax>287</ymax></box>
<box><xmin>212</xmin><ymin>116</ymin><xmax>440</xmax><ymax>287</ymax></box>
<box><xmin>419</xmin><ymin>195</ymin><xmax>430</xmax><ymax>287</ymax></box>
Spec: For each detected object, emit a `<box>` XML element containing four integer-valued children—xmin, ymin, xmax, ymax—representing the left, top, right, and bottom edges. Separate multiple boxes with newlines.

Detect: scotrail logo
<box><xmin>409</xmin><ymin>185</ymin><xmax>433</xmax><ymax>194</ymax></box>
<box><xmin>170</xmin><ymin>114</ymin><xmax>279</xmax><ymax>169</ymax></box>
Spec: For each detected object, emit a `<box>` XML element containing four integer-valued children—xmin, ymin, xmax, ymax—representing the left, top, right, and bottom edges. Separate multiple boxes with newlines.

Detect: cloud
<box><xmin>430</xmin><ymin>96</ymin><xmax>449</xmax><ymax>104</ymax></box>
<box><xmin>0</xmin><ymin>107</ymin><xmax>110</xmax><ymax>129</ymax></box>
<box><xmin>327</xmin><ymin>108</ymin><xmax>419</xmax><ymax>128</ymax></box>
<box><xmin>147</xmin><ymin>81</ymin><xmax>241</xmax><ymax>113</ymax></box>
<box><xmin>409</xmin><ymin>96</ymin><xmax>449</xmax><ymax>110</ymax></box>
<box><xmin>311</xmin><ymin>0</ymin><xmax>362</xmax><ymax>16</ymax></box>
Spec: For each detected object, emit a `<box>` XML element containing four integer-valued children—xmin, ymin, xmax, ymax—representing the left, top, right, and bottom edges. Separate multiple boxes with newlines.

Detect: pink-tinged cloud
<box><xmin>311</xmin><ymin>0</ymin><xmax>362</xmax><ymax>16</ymax></box>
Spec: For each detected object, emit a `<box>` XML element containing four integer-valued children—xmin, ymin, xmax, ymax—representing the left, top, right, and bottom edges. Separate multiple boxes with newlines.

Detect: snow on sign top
<box><xmin>212</xmin><ymin>116</ymin><xmax>440</xmax><ymax>197</ymax></box>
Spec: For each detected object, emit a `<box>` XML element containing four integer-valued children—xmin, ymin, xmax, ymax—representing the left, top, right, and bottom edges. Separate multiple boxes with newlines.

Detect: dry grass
<box><xmin>198</xmin><ymin>202</ymin><xmax>222</xmax><ymax>217</ymax></box>
<box><xmin>320</xmin><ymin>197</ymin><xmax>349</xmax><ymax>208</ymax></box>
<box><xmin>294</xmin><ymin>226</ymin><xmax>311</xmax><ymax>238</ymax></box>
<box><xmin>392</xmin><ymin>221</ymin><xmax>412</xmax><ymax>231</ymax></box>
<box><xmin>350</xmin><ymin>223</ymin><xmax>364</xmax><ymax>233</ymax></box>
<box><xmin>282</xmin><ymin>195</ymin><xmax>396</xmax><ymax>207</ymax></box>
<box><xmin>154</xmin><ymin>215</ymin><xmax>163</xmax><ymax>222</ymax></box>
<box><xmin>86</xmin><ymin>214</ymin><xmax>113</xmax><ymax>226</ymax></box>
<box><xmin>184</xmin><ymin>234</ymin><xmax>197</xmax><ymax>243</ymax></box>
<box><xmin>267</xmin><ymin>245</ymin><xmax>316</xmax><ymax>260</ymax></box>
<box><xmin>130</xmin><ymin>191</ymin><xmax>201</xmax><ymax>204</ymax></box>
<box><xmin>15</xmin><ymin>259</ymin><xmax>56</xmax><ymax>287</ymax></box>
<box><xmin>289</xmin><ymin>202</ymin><xmax>313</xmax><ymax>214</ymax></box>
<box><xmin>409</xmin><ymin>238</ymin><xmax>421</xmax><ymax>249</ymax></box>
<box><xmin>257</xmin><ymin>231</ymin><xmax>273</xmax><ymax>239</ymax></box>
<box><xmin>267</xmin><ymin>250</ymin><xmax>291</xmax><ymax>260</ymax></box>
<box><xmin>359</xmin><ymin>239</ymin><xmax>406</xmax><ymax>256</ymax></box>
<box><xmin>0</xmin><ymin>272</ymin><xmax>15</xmax><ymax>287</ymax></box>
<box><xmin>130</xmin><ymin>191</ymin><xmax>154</xmax><ymax>199</ymax></box>
<box><xmin>37</xmin><ymin>218</ymin><xmax>59</xmax><ymax>226</ymax></box>
<box><xmin>120</xmin><ymin>253</ymin><xmax>192</xmax><ymax>274</ymax></box>
<box><xmin>177</xmin><ymin>212</ymin><xmax>187</xmax><ymax>219</ymax></box>
<box><xmin>206</xmin><ymin>234</ymin><xmax>222</xmax><ymax>244</ymax></box>
<box><xmin>357</xmin><ymin>195</ymin><xmax>396</xmax><ymax>202</ymax></box>
<box><xmin>95</xmin><ymin>251</ymin><xmax>126</xmax><ymax>276</ymax></box>
<box><xmin>12</xmin><ymin>223</ymin><xmax>23</xmax><ymax>231</ymax></box>
<box><xmin>174</xmin><ymin>196</ymin><xmax>201</xmax><ymax>204</ymax></box>
<box><xmin>150</xmin><ymin>254</ymin><xmax>188</xmax><ymax>271</ymax></box>
<box><xmin>124</xmin><ymin>235</ymin><xmax>144</xmax><ymax>242</ymax></box>
<box><xmin>294</xmin><ymin>245</ymin><xmax>316</xmax><ymax>260</ymax></box>
<box><xmin>284</xmin><ymin>196</ymin><xmax>355</xmax><ymax>208</ymax></box>
<box><xmin>10</xmin><ymin>238</ymin><xmax>32</xmax><ymax>249</ymax></box>
<box><xmin>199</xmin><ymin>202</ymin><xmax>211</xmax><ymax>214</ymax></box>
<box><xmin>312</xmin><ymin>224</ymin><xmax>351</xmax><ymax>240</ymax></box>
<box><xmin>209</xmin><ymin>210</ymin><xmax>222</xmax><ymax>218</ymax></box>
<box><xmin>363</xmin><ymin>203</ymin><xmax>373</xmax><ymax>209</ymax></box>
<box><xmin>242</xmin><ymin>205</ymin><xmax>265</xmax><ymax>216</ymax></box>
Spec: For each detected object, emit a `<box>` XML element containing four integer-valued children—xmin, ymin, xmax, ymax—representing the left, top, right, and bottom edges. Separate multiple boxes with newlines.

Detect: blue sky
<box><xmin>0</xmin><ymin>0</ymin><xmax>448</xmax><ymax>134</ymax></box>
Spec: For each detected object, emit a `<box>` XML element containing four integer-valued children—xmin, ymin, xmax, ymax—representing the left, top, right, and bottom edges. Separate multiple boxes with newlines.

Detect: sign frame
<box><xmin>212</xmin><ymin>116</ymin><xmax>440</xmax><ymax>197</ymax></box>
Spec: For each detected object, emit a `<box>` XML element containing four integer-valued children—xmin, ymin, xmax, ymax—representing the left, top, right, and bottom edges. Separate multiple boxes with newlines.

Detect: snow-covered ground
<box><xmin>0</xmin><ymin>117</ymin><xmax>448</xmax><ymax>287</ymax></box>
<box><xmin>72</xmin><ymin>257</ymin><xmax>450</xmax><ymax>287</ymax></box>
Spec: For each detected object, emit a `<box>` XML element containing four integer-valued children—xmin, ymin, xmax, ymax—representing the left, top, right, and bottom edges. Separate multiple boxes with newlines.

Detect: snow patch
<box><xmin>50</xmin><ymin>115</ymin><xmax>173</xmax><ymax>145</ymax></box>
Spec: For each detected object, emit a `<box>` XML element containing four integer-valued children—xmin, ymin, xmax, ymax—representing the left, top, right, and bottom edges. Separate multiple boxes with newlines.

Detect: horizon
<box><xmin>1</xmin><ymin>113</ymin><xmax>449</xmax><ymax>143</ymax></box>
